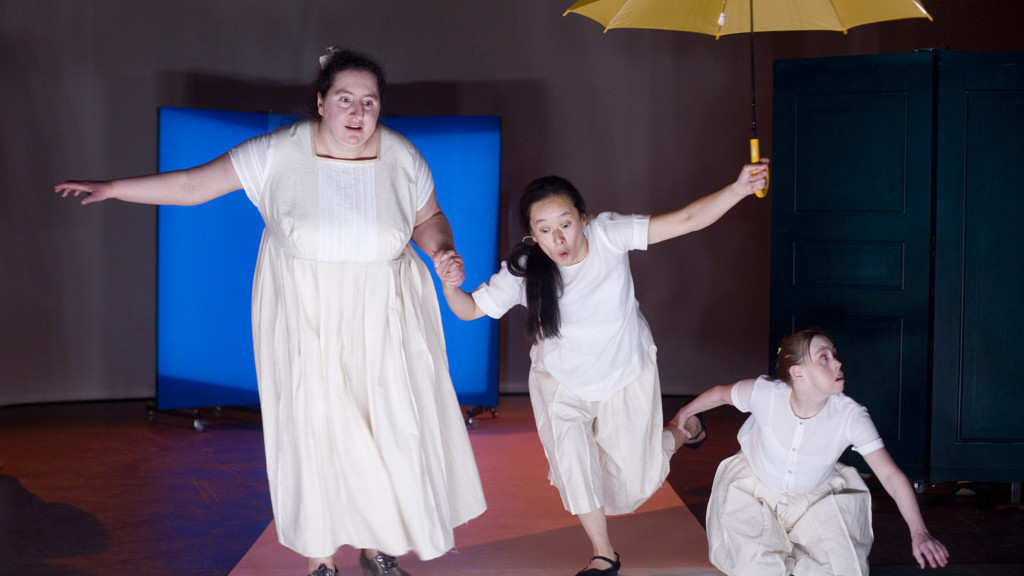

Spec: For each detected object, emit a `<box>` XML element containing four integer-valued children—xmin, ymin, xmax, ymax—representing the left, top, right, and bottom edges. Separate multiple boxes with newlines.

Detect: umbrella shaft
<box><xmin>750</xmin><ymin>0</ymin><xmax>757</xmax><ymax>139</ymax></box>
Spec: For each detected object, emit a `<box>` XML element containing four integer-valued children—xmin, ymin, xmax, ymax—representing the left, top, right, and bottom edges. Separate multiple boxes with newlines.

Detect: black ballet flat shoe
<box><xmin>683</xmin><ymin>413</ymin><xmax>707</xmax><ymax>450</ymax></box>
<box><xmin>574</xmin><ymin>553</ymin><xmax>620</xmax><ymax>576</ymax></box>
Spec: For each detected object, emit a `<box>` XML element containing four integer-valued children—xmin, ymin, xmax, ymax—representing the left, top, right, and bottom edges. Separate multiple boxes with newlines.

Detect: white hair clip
<box><xmin>319</xmin><ymin>47</ymin><xmax>338</xmax><ymax>70</ymax></box>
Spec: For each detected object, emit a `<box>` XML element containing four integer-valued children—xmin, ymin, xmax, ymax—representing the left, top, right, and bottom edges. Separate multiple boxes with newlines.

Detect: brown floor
<box><xmin>1</xmin><ymin>395</ymin><xmax>1021</xmax><ymax>576</ymax></box>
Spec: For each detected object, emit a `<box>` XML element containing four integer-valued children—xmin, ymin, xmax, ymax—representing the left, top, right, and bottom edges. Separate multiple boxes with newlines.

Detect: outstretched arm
<box><xmin>441</xmin><ymin>284</ymin><xmax>486</xmax><ymax>321</ymax></box>
<box><xmin>669</xmin><ymin>381</ymin><xmax>744</xmax><ymax>438</ymax></box>
<box><xmin>54</xmin><ymin>153</ymin><xmax>242</xmax><ymax>206</ymax></box>
<box><xmin>862</xmin><ymin>448</ymin><xmax>949</xmax><ymax>569</ymax></box>
<box><xmin>647</xmin><ymin>160</ymin><xmax>768</xmax><ymax>245</ymax></box>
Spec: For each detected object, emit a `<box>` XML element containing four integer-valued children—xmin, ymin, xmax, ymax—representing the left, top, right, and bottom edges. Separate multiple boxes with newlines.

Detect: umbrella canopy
<box><xmin>563</xmin><ymin>0</ymin><xmax>932</xmax><ymax>197</ymax></box>
<box><xmin>564</xmin><ymin>0</ymin><xmax>932</xmax><ymax>38</ymax></box>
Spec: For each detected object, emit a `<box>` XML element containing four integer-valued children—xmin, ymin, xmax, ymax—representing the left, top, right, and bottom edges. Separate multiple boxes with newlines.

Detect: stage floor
<box><xmin>229</xmin><ymin>395</ymin><xmax>720</xmax><ymax>576</ymax></box>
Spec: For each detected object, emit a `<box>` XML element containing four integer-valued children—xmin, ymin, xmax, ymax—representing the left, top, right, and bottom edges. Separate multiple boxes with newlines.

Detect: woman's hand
<box><xmin>733</xmin><ymin>158</ymin><xmax>769</xmax><ymax>197</ymax></box>
<box><xmin>668</xmin><ymin>409</ymin><xmax>699</xmax><ymax>439</ymax></box>
<box><xmin>432</xmin><ymin>249</ymin><xmax>465</xmax><ymax>288</ymax></box>
<box><xmin>911</xmin><ymin>531</ymin><xmax>949</xmax><ymax>569</ymax></box>
<box><xmin>54</xmin><ymin>180</ymin><xmax>114</xmax><ymax>205</ymax></box>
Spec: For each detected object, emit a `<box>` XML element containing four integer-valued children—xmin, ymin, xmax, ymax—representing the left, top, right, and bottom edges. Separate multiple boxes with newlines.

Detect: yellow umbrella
<box><xmin>564</xmin><ymin>0</ymin><xmax>931</xmax><ymax>37</ymax></box>
<box><xmin>563</xmin><ymin>0</ymin><xmax>932</xmax><ymax>196</ymax></box>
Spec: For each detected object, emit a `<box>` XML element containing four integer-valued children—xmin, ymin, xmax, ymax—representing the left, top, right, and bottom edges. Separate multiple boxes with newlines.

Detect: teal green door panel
<box><xmin>931</xmin><ymin>52</ymin><xmax>1024</xmax><ymax>482</ymax></box>
<box><xmin>771</xmin><ymin>53</ymin><xmax>935</xmax><ymax>480</ymax></box>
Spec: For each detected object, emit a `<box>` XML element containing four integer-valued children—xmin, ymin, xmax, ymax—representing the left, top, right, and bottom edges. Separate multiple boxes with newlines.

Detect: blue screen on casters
<box><xmin>157</xmin><ymin>107</ymin><xmax>500</xmax><ymax>411</ymax></box>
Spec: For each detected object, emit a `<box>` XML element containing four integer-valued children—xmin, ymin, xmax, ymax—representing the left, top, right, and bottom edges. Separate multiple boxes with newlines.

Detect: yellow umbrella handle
<box><xmin>750</xmin><ymin>138</ymin><xmax>769</xmax><ymax>198</ymax></box>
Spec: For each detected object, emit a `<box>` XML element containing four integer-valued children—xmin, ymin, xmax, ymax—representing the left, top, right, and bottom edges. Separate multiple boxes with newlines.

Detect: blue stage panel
<box><xmin>157</xmin><ymin>108</ymin><xmax>500</xmax><ymax>410</ymax></box>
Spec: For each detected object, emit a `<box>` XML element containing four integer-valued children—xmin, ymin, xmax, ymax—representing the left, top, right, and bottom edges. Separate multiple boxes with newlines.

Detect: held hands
<box><xmin>432</xmin><ymin>249</ymin><xmax>465</xmax><ymax>288</ymax></box>
<box><xmin>433</xmin><ymin>250</ymin><xmax>485</xmax><ymax>321</ymax></box>
<box><xmin>732</xmin><ymin>159</ymin><xmax>770</xmax><ymax>197</ymax></box>
<box><xmin>911</xmin><ymin>531</ymin><xmax>949</xmax><ymax>569</ymax></box>
<box><xmin>664</xmin><ymin>409</ymin><xmax>705</xmax><ymax>452</ymax></box>
<box><xmin>669</xmin><ymin>409</ymin><xmax>702</xmax><ymax>440</ymax></box>
<box><xmin>54</xmin><ymin>180</ymin><xmax>113</xmax><ymax>205</ymax></box>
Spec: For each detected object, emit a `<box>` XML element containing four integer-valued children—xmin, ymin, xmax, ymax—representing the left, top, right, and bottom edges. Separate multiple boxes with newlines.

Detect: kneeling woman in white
<box><xmin>670</xmin><ymin>329</ymin><xmax>949</xmax><ymax>575</ymax></box>
<box><xmin>437</xmin><ymin>167</ymin><xmax>767</xmax><ymax>576</ymax></box>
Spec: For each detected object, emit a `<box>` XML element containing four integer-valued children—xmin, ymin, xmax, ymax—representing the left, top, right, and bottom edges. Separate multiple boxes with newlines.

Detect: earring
<box><xmin>522</xmin><ymin>235</ymin><xmax>534</xmax><ymax>244</ymax></box>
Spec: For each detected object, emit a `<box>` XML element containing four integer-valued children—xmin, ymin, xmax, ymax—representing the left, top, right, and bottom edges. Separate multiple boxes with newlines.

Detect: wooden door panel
<box><xmin>772</xmin><ymin>52</ymin><xmax>935</xmax><ymax>479</ymax></box>
<box><xmin>793</xmin><ymin>92</ymin><xmax>911</xmax><ymax>214</ymax></box>
<box><xmin>931</xmin><ymin>52</ymin><xmax>1024</xmax><ymax>481</ymax></box>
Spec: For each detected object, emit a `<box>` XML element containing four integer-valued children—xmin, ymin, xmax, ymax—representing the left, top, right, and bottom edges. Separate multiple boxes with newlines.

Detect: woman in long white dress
<box><xmin>55</xmin><ymin>48</ymin><xmax>486</xmax><ymax>576</ymax></box>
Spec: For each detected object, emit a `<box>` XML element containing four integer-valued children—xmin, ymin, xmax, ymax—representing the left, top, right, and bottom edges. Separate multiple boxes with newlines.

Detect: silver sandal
<box><xmin>309</xmin><ymin>564</ymin><xmax>337</xmax><ymax>576</ymax></box>
<box><xmin>359</xmin><ymin>551</ymin><xmax>410</xmax><ymax>576</ymax></box>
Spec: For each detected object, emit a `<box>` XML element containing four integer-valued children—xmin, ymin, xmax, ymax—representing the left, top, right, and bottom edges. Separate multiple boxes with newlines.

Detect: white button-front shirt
<box><xmin>732</xmin><ymin>376</ymin><xmax>884</xmax><ymax>494</ymax></box>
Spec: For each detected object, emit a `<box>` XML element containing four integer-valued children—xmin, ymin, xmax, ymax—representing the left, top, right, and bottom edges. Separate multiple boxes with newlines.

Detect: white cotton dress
<box><xmin>229</xmin><ymin>120</ymin><xmax>486</xmax><ymax>560</ymax></box>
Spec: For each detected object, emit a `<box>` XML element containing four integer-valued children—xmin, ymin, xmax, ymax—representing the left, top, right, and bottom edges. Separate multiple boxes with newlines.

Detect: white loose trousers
<box><xmin>528</xmin><ymin>345</ymin><xmax>671</xmax><ymax>516</ymax></box>
<box><xmin>707</xmin><ymin>452</ymin><xmax>873</xmax><ymax>576</ymax></box>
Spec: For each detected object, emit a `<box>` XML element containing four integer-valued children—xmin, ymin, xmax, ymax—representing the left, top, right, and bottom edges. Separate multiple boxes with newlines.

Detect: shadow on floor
<box><xmin>0</xmin><ymin>474</ymin><xmax>109</xmax><ymax>574</ymax></box>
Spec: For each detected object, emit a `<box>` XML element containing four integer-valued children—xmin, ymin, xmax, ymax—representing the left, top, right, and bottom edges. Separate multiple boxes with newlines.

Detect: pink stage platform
<box><xmin>229</xmin><ymin>395</ymin><xmax>721</xmax><ymax>576</ymax></box>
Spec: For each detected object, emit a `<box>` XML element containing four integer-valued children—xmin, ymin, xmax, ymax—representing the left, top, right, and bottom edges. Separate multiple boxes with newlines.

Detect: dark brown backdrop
<box><xmin>2</xmin><ymin>0</ymin><xmax>1021</xmax><ymax>406</ymax></box>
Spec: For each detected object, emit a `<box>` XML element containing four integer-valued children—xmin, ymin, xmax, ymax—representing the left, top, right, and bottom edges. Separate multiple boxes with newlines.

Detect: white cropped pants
<box><xmin>528</xmin><ymin>345</ymin><xmax>671</xmax><ymax>516</ymax></box>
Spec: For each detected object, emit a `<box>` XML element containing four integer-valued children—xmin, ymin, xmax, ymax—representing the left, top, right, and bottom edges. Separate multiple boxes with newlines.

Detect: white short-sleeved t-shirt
<box><xmin>732</xmin><ymin>376</ymin><xmax>885</xmax><ymax>494</ymax></box>
<box><xmin>473</xmin><ymin>213</ymin><xmax>653</xmax><ymax>401</ymax></box>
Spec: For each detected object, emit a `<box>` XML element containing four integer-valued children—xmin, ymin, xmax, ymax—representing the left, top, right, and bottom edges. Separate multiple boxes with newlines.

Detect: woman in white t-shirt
<box><xmin>439</xmin><ymin>167</ymin><xmax>767</xmax><ymax>576</ymax></box>
<box><xmin>670</xmin><ymin>329</ymin><xmax>949</xmax><ymax>575</ymax></box>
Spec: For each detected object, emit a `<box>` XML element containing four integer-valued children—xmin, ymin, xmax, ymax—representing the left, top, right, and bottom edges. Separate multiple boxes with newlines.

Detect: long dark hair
<box><xmin>508</xmin><ymin>176</ymin><xmax>587</xmax><ymax>342</ymax></box>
